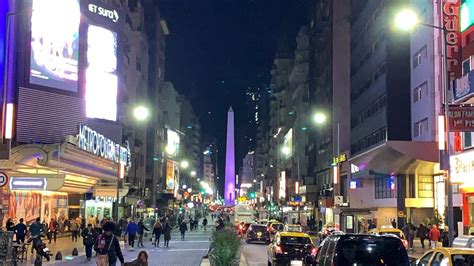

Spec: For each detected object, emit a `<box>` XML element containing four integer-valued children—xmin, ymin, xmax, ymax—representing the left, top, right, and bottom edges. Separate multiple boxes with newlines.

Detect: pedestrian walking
<box><xmin>202</xmin><ymin>217</ymin><xmax>208</xmax><ymax>231</ymax></box>
<box><xmin>124</xmin><ymin>250</ymin><xmax>148</xmax><ymax>266</ymax></box>
<box><xmin>163</xmin><ymin>220</ymin><xmax>171</xmax><ymax>247</ymax></box>
<box><xmin>126</xmin><ymin>219</ymin><xmax>138</xmax><ymax>250</ymax></box>
<box><xmin>70</xmin><ymin>218</ymin><xmax>80</xmax><ymax>242</ymax></box>
<box><xmin>81</xmin><ymin>223</ymin><xmax>97</xmax><ymax>261</ymax></box>
<box><xmin>441</xmin><ymin>226</ymin><xmax>450</xmax><ymax>247</ymax></box>
<box><xmin>48</xmin><ymin>218</ymin><xmax>59</xmax><ymax>244</ymax></box>
<box><xmin>179</xmin><ymin>221</ymin><xmax>187</xmax><ymax>240</ymax></box>
<box><xmin>6</xmin><ymin>218</ymin><xmax>14</xmax><ymax>232</ymax></box>
<box><xmin>152</xmin><ymin>221</ymin><xmax>162</xmax><ymax>247</ymax></box>
<box><xmin>94</xmin><ymin>222</ymin><xmax>124</xmax><ymax>266</ymax></box>
<box><xmin>137</xmin><ymin>219</ymin><xmax>149</xmax><ymax>248</ymax></box>
<box><xmin>14</xmin><ymin>218</ymin><xmax>27</xmax><ymax>244</ymax></box>
<box><xmin>119</xmin><ymin>217</ymin><xmax>128</xmax><ymax>239</ymax></box>
<box><xmin>402</xmin><ymin>223</ymin><xmax>416</xmax><ymax>250</ymax></box>
<box><xmin>417</xmin><ymin>224</ymin><xmax>429</xmax><ymax>249</ymax></box>
<box><xmin>429</xmin><ymin>224</ymin><xmax>441</xmax><ymax>248</ymax></box>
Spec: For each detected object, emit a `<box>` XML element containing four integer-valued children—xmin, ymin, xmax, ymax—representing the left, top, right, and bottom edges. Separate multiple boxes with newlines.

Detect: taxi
<box><xmin>267</xmin><ymin>231</ymin><xmax>317</xmax><ymax>265</ymax></box>
<box><xmin>369</xmin><ymin>226</ymin><xmax>408</xmax><ymax>249</ymax></box>
<box><xmin>284</xmin><ymin>224</ymin><xmax>303</xmax><ymax>233</ymax></box>
<box><xmin>417</xmin><ymin>248</ymin><xmax>474</xmax><ymax>265</ymax></box>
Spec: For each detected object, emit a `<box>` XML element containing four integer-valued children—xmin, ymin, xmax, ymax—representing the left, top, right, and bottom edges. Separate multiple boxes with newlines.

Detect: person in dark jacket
<box><xmin>82</xmin><ymin>223</ymin><xmax>97</xmax><ymax>261</ymax></box>
<box><xmin>126</xmin><ymin>219</ymin><xmax>139</xmax><ymax>250</ymax></box>
<box><xmin>417</xmin><ymin>224</ymin><xmax>429</xmax><ymax>248</ymax></box>
<box><xmin>163</xmin><ymin>219</ymin><xmax>172</xmax><ymax>247</ymax></box>
<box><xmin>6</xmin><ymin>218</ymin><xmax>14</xmax><ymax>231</ymax></box>
<box><xmin>14</xmin><ymin>218</ymin><xmax>27</xmax><ymax>243</ymax></box>
<box><xmin>202</xmin><ymin>218</ymin><xmax>208</xmax><ymax>231</ymax></box>
<box><xmin>94</xmin><ymin>221</ymin><xmax>124</xmax><ymax>266</ymax></box>
<box><xmin>441</xmin><ymin>226</ymin><xmax>450</xmax><ymax>247</ymax></box>
<box><xmin>137</xmin><ymin>219</ymin><xmax>149</xmax><ymax>248</ymax></box>
<box><xmin>179</xmin><ymin>221</ymin><xmax>187</xmax><ymax>240</ymax></box>
<box><xmin>152</xmin><ymin>221</ymin><xmax>162</xmax><ymax>247</ymax></box>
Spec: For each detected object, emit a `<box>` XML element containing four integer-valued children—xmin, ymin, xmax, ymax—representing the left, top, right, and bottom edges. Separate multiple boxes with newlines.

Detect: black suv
<box><xmin>313</xmin><ymin>234</ymin><xmax>410</xmax><ymax>266</ymax></box>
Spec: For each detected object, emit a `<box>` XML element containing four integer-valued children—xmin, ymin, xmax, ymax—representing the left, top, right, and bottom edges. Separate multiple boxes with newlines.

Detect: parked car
<box><xmin>417</xmin><ymin>247</ymin><xmax>474</xmax><ymax>266</ymax></box>
<box><xmin>313</xmin><ymin>234</ymin><xmax>410</xmax><ymax>266</ymax></box>
<box><xmin>267</xmin><ymin>232</ymin><xmax>317</xmax><ymax>265</ymax></box>
<box><xmin>452</xmin><ymin>235</ymin><xmax>474</xmax><ymax>249</ymax></box>
<box><xmin>246</xmin><ymin>224</ymin><xmax>271</xmax><ymax>244</ymax></box>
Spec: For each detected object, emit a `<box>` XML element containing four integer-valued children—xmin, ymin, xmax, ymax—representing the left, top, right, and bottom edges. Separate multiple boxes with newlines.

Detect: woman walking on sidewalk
<box><xmin>137</xmin><ymin>219</ymin><xmax>149</xmax><ymax>248</ymax></box>
<box><xmin>179</xmin><ymin>221</ymin><xmax>188</xmax><ymax>241</ymax></box>
<box><xmin>94</xmin><ymin>222</ymin><xmax>124</xmax><ymax>266</ymax></box>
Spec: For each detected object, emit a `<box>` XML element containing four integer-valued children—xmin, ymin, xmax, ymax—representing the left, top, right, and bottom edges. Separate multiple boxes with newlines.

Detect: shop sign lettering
<box><xmin>443</xmin><ymin>0</ymin><xmax>462</xmax><ymax>86</ymax></box>
<box><xmin>76</xmin><ymin>124</ymin><xmax>131</xmax><ymax>168</ymax></box>
<box><xmin>447</xmin><ymin>106</ymin><xmax>474</xmax><ymax>131</ymax></box>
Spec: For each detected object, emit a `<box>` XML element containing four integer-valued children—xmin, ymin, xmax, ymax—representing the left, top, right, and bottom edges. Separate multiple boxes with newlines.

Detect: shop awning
<box><xmin>349</xmin><ymin>141</ymin><xmax>440</xmax><ymax>177</ymax></box>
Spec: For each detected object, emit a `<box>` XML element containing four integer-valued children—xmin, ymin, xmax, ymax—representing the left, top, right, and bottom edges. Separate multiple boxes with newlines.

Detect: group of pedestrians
<box><xmin>402</xmin><ymin>222</ymin><xmax>451</xmax><ymax>250</ymax></box>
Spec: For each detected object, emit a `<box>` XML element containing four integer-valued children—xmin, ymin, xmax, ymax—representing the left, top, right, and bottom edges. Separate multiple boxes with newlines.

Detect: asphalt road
<box><xmin>19</xmin><ymin>227</ymin><xmax>212</xmax><ymax>266</ymax></box>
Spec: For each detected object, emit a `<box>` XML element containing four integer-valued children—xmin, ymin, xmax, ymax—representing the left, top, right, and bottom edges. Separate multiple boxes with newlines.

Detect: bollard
<box><xmin>72</xmin><ymin>247</ymin><xmax>79</xmax><ymax>256</ymax></box>
<box><xmin>55</xmin><ymin>251</ymin><xmax>62</xmax><ymax>260</ymax></box>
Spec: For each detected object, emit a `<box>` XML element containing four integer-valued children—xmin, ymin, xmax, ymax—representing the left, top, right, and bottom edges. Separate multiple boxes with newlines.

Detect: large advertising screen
<box><xmin>85</xmin><ymin>24</ymin><xmax>118</xmax><ymax>121</ymax></box>
<box><xmin>166</xmin><ymin>129</ymin><xmax>181</xmax><ymax>157</ymax></box>
<box><xmin>30</xmin><ymin>0</ymin><xmax>80</xmax><ymax>92</ymax></box>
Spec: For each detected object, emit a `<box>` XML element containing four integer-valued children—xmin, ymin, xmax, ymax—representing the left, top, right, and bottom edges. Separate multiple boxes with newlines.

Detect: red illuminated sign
<box><xmin>443</xmin><ymin>0</ymin><xmax>462</xmax><ymax>85</ymax></box>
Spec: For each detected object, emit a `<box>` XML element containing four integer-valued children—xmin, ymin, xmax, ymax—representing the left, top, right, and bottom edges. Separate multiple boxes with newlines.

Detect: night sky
<box><xmin>160</xmin><ymin>0</ymin><xmax>309</xmax><ymax>193</ymax></box>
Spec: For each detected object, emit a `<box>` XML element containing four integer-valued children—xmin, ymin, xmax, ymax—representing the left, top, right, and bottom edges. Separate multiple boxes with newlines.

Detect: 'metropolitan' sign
<box><xmin>76</xmin><ymin>124</ymin><xmax>131</xmax><ymax>168</ymax></box>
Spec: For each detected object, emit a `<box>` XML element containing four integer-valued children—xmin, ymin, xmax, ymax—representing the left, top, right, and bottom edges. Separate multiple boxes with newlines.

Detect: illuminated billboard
<box><xmin>166</xmin><ymin>129</ymin><xmax>180</xmax><ymax>157</ymax></box>
<box><xmin>462</xmin><ymin>0</ymin><xmax>474</xmax><ymax>32</ymax></box>
<box><xmin>29</xmin><ymin>0</ymin><xmax>80</xmax><ymax>92</ymax></box>
<box><xmin>85</xmin><ymin>24</ymin><xmax>118</xmax><ymax>121</ymax></box>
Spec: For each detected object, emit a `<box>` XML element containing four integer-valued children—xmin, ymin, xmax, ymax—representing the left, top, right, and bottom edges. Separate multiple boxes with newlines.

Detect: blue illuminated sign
<box><xmin>10</xmin><ymin>177</ymin><xmax>47</xmax><ymax>190</ymax></box>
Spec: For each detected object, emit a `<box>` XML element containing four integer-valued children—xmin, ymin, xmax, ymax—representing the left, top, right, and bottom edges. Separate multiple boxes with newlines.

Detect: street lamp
<box><xmin>281</xmin><ymin>146</ymin><xmax>291</xmax><ymax>156</ymax></box>
<box><xmin>180</xmin><ymin>160</ymin><xmax>189</xmax><ymax>169</ymax></box>
<box><xmin>394</xmin><ymin>6</ymin><xmax>454</xmax><ymax>245</ymax></box>
<box><xmin>394</xmin><ymin>9</ymin><xmax>419</xmax><ymax>31</ymax></box>
<box><xmin>313</xmin><ymin>112</ymin><xmax>327</xmax><ymax>125</ymax></box>
<box><xmin>133</xmin><ymin>105</ymin><xmax>150</xmax><ymax>121</ymax></box>
<box><xmin>190</xmin><ymin>170</ymin><xmax>196</xmax><ymax>177</ymax></box>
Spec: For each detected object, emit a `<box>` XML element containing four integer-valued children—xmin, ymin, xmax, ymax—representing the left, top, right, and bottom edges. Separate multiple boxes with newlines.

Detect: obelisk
<box><xmin>224</xmin><ymin>107</ymin><xmax>235</xmax><ymax>206</ymax></box>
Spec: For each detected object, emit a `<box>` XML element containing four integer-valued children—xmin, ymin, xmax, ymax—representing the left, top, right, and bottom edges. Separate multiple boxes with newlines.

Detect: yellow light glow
<box><xmin>333</xmin><ymin>166</ymin><xmax>339</xmax><ymax>184</ymax></box>
<box><xmin>395</xmin><ymin>9</ymin><xmax>419</xmax><ymax>31</ymax></box>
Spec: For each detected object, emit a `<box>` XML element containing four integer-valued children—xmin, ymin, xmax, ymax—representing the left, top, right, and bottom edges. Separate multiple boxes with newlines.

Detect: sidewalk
<box><xmin>408</xmin><ymin>239</ymin><xmax>442</xmax><ymax>259</ymax></box>
<box><xmin>19</xmin><ymin>234</ymin><xmax>85</xmax><ymax>264</ymax></box>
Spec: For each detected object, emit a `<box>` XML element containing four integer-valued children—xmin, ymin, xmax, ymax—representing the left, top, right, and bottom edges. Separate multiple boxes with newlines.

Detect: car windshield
<box><xmin>335</xmin><ymin>236</ymin><xmax>408</xmax><ymax>266</ymax></box>
<box><xmin>379</xmin><ymin>231</ymin><xmax>402</xmax><ymax>238</ymax></box>
<box><xmin>281</xmin><ymin>236</ymin><xmax>311</xmax><ymax>246</ymax></box>
<box><xmin>272</xmin><ymin>224</ymin><xmax>284</xmax><ymax>231</ymax></box>
<box><xmin>451</xmin><ymin>254</ymin><xmax>474</xmax><ymax>265</ymax></box>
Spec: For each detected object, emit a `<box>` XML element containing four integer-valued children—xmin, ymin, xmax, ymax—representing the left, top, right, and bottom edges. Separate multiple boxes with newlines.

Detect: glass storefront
<box><xmin>85</xmin><ymin>197</ymin><xmax>114</xmax><ymax>221</ymax></box>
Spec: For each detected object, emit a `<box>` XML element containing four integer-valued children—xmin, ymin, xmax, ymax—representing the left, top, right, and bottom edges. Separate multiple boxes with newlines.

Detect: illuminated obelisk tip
<box><xmin>224</xmin><ymin>106</ymin><xmax>235</xmax><ymax>206</ymax></box>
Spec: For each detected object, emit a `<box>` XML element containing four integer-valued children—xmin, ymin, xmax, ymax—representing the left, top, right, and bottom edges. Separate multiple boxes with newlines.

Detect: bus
<box><xmin>234</xmin><ymin>204</ymin><xmax>255</xmax><ymax>224</ymax></box>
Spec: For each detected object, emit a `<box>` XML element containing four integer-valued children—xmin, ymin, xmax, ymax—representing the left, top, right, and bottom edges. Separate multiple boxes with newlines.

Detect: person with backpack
<box><xmin>152</xmin><ymin>221</ymin><xmax>162</xmax><ymax>247</ymax></box>
<box><xmin>81</xmin><ymin>223</ymin><xmax>97</xmax><ymax>261</ymax></box>
<box><xmin>94</xmin><ymin>221</ymin><xmax>124</xmax><ymax>266</ymax></box>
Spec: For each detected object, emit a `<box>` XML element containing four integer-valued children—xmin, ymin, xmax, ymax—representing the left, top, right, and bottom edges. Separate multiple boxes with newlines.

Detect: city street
<box><xmin>241</xmin><ymin>242</ymin><xmax>268</xmax><ymax>266</ymax></box>
<box><xmin>19</xmin><ymin>227</ymin><xmax>212</xmax><ymax>266</ymax></box>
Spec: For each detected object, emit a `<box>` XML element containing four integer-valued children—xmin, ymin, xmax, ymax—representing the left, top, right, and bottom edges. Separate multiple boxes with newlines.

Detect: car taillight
<box><xmin>239</xmin><ymin>225</ymin><xmax>243</xmax><ymax>230</ymax></box>
<box><xmin>275</xmin><ymin>245</ymin><xmax>283</xmax><ymax>254</ymax></box>
<box><xmin>311</xmin><ymin>247</ymin><xmax>318</xmax><ymax>256</ymax></box>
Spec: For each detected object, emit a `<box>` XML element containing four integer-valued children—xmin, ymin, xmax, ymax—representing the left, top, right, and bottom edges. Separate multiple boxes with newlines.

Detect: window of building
<box><xmin>414</xmin><ymin>118</ymin><xmax>428</xmax><ymax>137</ymax></box>
<box><xmin>413</xmin><ymin>46</ymin><xmax>427</xmax><ymax>68</ymax></box>
<box><xmin>375</xmin><ymin>176</ymin><xmax>396</xmax><ymax>199</ymax></box>
<box><xmin>463</xmin><ymin>57</ymin><xmax>472</xmax><ymax>76</ymax></box>
<box><xmin>413</xmin><ymin>82</ymin><xmax>428</xmax><ymax>103</ymax></box>
<box><xmin>418</xmin><ymin>176</ymin><xmax>434</xmax><ymax>198</ymax></box>
<box><xmin>463</xmin><ymin>132</ymin><xmax>474</xmax><ymax>149</ymax></box>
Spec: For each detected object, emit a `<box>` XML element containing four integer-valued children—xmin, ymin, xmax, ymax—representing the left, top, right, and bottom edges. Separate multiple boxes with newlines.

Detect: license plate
<box><xmin>290</xmin><ymin>261</ymin><xmax>303</xmax><ymax>265</ymax></box>
<box><xmin>257</xmin><ymin>232</ymin><xmax>262</xmax><ymax>237</ymax></box>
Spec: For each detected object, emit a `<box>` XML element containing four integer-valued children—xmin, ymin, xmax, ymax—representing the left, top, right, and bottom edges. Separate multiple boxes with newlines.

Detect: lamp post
<box><xmin>115</xmin><ymin>105</ymin><xmax>150</xmax><ymax>220</ymax></box>
<box><xmin>395</xmin><ymin>6</ymin><xmax>454</xmax><ymax>245</ymax></box>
